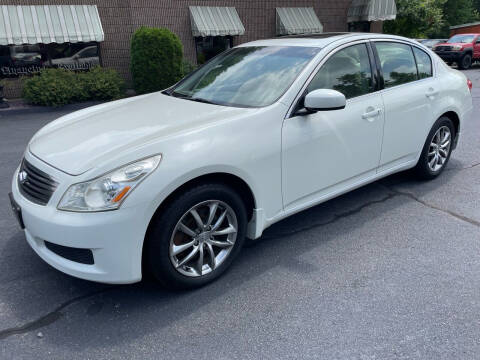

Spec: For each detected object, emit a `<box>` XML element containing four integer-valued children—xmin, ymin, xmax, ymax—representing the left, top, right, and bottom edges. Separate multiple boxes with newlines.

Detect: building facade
<box><xmin>0</xmin><ymin>0</ymin><xmax>396</xmax><ymax>99</ymax></box>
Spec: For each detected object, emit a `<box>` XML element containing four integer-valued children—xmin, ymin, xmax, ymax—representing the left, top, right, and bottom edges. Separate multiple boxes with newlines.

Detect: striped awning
<box><xmin>189</xmin><ymin>6</ymin><xmax>245</xmax><ymax>37</ymax></box>
<box><xmin>0</xmin><ymin>5</ymin><xmax>104</xmax><ymax>45</ymax></box>
<box><xmin>276</xmin><ymin>7</ymin><xmax>323</xmax><ymax>36</ymax></box>
<box><xmin>347</xmin><ymin>0</ymin><xmax>397</xmax><ymax>23</ymax></box>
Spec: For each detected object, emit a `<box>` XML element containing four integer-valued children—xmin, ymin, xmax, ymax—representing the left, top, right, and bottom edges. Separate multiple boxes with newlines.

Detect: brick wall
<box><xmin>127</xmin><ymin>0</ymin><xmax>352</xmax><ymax>65</ymax></box>
<box><xmin>2</xmin><ymin>0</ymin><xmax>353</xmax><ymax>98</ymax></box>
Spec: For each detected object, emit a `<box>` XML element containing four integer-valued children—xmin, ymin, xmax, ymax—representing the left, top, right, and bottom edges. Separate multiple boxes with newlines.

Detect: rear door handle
<box><xmin>362</xmin><ymin>108</ymin><xmax>382</xmax><ymax>121</ymax></box>
<box><xmin>426</xmin><ymin>88</ymin><xmax>439</xmax><ymax>98</ymax></box>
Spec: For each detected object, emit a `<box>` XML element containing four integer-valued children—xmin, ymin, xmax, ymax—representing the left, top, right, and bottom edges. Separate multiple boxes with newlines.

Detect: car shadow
<box><xmin>0</xmin><ymin>164</ymin><xmax>463</xmax><ymax>348</ymax></box>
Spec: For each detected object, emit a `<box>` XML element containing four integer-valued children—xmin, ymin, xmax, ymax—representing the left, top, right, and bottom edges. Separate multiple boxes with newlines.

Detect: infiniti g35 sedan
<box><xmin>9</xmin><ymin>33</ymin><xmax>473</xmax><ymax>289</ymax></box>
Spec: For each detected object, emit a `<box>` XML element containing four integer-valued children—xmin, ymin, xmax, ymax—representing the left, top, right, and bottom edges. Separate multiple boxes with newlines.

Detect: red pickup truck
<box><xmin>433</xmin><ymin>33</ymin><xmax>480</xmax><ymax>69</ymax></box>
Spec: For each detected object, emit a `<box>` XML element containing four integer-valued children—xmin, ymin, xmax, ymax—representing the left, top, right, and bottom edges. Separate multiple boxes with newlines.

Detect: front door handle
<box><xmin>362</xmin><ymin>108</ymin><xmax>382</xmax><ymax>121</ymax></box>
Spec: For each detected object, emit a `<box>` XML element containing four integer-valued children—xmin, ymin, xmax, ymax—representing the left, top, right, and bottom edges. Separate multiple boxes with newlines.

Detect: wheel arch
<box><xmin>141</xmin><ymin>172</ymin><xmax>258</xmax><ymax>276</ymax></box>
<box><xmin>441</xmin><ymin>110</ymin><xmax>460</xmax><ymax>138</ymax></box>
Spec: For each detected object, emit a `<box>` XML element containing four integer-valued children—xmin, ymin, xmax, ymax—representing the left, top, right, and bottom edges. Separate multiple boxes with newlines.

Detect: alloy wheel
<box><xmin>169</xmin><ymin>200</ymin><xmax>238</xmax><ymax>277</ymax></box>
<box><xmin>427</xmin><ymin>126</ymin><xmax>452</xmax><ymax>172</ymax></box>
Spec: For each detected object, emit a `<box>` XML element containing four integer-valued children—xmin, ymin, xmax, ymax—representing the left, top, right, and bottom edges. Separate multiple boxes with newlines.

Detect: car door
<box><xmin>373</xmin><ymin>41</ymin><xmax>435</xmax><ymax>172</ymax></box>
<box><xmin>282</xmin><ymin>42</ymin><xmax>385</xmax><ymax>210</ymax></box>
<box><xmin>474</xmin><ymin>37</ymin><xmax>480</xmax><ymax>59</ymax></box>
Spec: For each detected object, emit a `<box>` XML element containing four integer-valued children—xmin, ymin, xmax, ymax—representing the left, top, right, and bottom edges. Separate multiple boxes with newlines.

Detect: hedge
<box><xmin>130</xmin><ymin>26</ymin><xmax>183</xmax><ymax>94</ymax></box>
<box><xmin>23</xmin><ymin>67</ymin><xmax>125</xmax><ymax>107</ymax></box>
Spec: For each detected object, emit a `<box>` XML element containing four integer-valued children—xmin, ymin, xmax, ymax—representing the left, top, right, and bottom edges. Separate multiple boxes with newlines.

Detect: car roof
<box><xmin>237</xmin><ymin>33</ymin><xmax>418</xmax><ymax>48</ymax></box>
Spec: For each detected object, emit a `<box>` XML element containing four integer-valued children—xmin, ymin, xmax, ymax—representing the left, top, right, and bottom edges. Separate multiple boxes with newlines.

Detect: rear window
<box><xmin>375</xmin><ymin>42</ymin><xmax>418</xmax><ymax>88</ymax></box>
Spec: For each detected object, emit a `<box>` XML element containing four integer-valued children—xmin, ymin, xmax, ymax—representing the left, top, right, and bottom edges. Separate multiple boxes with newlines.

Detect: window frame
<box><xmin>288</xmin><ymin>40</ymin><xmax>379</xmax><ymax>117</ymax></box>
<box><xmin>371</xmin><ymin>40</ymin><xmax>436</xmax><ymax>91</ymax></box>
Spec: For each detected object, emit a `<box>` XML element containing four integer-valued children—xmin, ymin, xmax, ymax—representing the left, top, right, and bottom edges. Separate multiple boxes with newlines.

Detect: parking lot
<box><xmin>0</xmin><ymin>68</ymin><xmax>479</xmax><ymax>359</ymax></box>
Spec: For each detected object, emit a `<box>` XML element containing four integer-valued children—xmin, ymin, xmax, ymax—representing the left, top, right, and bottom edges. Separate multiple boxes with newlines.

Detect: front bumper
<box><xmin>10</xmin><ymin>154</ymin><xmax>151</xmax><ymax>284</ymax></box>
<box><xmin>434</xmin><ymin>51</ymin><xmax>464</xmax><ymax>62</ymax></box>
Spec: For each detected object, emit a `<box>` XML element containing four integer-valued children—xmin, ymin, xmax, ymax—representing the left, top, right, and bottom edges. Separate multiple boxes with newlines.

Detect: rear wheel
<box><xmin>145</xmin><ymin>183</ymin><xmax>247</xmax><ymax>290</ymax></box>
<box><xmin>414</xmin><ymin>116</ymin><xmax>454</xmax><ymax>180</ymax></box>
<box><xmin>458</xmin><ymin>53</ymin><xmax>472</xmax><ymax>70</ymax></box>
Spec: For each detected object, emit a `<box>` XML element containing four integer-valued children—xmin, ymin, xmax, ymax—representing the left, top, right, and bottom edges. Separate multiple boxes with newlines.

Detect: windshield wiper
<box><xmin>170</xmin><ymin>91</ymin><xmax>218</xmax><ymax>105</ymax></box>
<box><xmin>189</xmin><ymin>97</ymin><xmax>218</xmax><ymax>105</ymax></box>
<box><xmin>171</xmin><ymin>91</ymin><xmax>191</xmax><ymax>99</ymax></box>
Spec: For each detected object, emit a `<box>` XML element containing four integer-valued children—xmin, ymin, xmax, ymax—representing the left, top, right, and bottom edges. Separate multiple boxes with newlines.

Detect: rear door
<box><xmin>373</xmin><ymin>41</ymin><xmax>436</xmax><ymax>172</ymax></box>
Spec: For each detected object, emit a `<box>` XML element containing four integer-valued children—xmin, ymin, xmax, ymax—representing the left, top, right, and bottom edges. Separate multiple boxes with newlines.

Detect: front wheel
<box><xmin>145</xmin><ymin>183</ymin><xmax>247</xmax><ymax>290</ymax></box>
<box><xmin>458</xmin><ymin>54</ymin><xmax>472</xmax><ymax>70</ymax></box>
<box><xmin>414</xmin><ymin>117</ymin><xmax>455</xmax><ymax>180</ymax></box>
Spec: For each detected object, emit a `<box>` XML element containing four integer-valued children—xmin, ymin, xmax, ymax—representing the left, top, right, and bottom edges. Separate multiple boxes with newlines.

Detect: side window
<box><xmin>307</xmin><ymin>44</ymin><xmax>373</xmax><ymax>99</ymax></box>
<box><xmin>413</xmin><ymin>47</ymin><xmax>432</xmax><ymax>79</ymax></box>
<box><xmin>375</xmin><ymin>42</ymin><xmax>418</xmax><ymax>88</ymax></box>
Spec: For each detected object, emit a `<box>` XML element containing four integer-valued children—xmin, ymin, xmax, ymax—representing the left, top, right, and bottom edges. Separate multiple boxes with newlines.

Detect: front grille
<box><xmin>44</xmin><ymin>241</ymin><xmax>94</xmax><ymax>265</ymax></box>
<box><xmin>18</xmin><ymin>159</ymin><xmax>58</xmax><ymax>205</ymax></box>
<box><xmin>435</xmin><ymin>46</ymin><xmax>452</xmax><ymax>52</ymax></box>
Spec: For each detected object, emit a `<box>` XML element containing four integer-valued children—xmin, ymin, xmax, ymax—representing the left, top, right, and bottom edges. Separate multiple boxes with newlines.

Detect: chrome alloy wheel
<box><xmin>428</xmin><ymin>126</ymin><xmax>452</xmax><ymax>172</ymax></box>
<box><xmin>169</xmin><ymin>200</ymin><xmax>238</xmax><ymax>277</ymax></box>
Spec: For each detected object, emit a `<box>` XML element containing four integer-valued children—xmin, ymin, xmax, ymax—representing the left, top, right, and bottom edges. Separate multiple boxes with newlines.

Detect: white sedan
<box><xmin>10</xmin><ymin>33</ymin><xmax>473</xmax><ymax>289</ymax></box>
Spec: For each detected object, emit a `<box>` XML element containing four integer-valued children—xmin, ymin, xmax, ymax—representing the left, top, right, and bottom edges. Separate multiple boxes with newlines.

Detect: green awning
<box><xmin>0</xmin><ymin>5</ymin><xmax>104</xmax><ymax>45</ymax></box>
<box><xmin>347</xmin><ymin>0</ymin><xmax>397</xmax><ymax>23</ymax></box>
<box><xmin>189</xmin><ymin>6</ymin><xmax>245</xmax><ymax>37</ymax></box>
<box><xmin>276</xmin><ymin>7</ymin><xmax>323</xmax><ymax>36</ymax></box>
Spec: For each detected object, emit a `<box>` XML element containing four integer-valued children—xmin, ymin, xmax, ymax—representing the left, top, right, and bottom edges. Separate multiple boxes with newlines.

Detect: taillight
<box><xmin>467</xmin><ymin>79</ymin><xmax>473</xmax><ymax>92</ymax></box>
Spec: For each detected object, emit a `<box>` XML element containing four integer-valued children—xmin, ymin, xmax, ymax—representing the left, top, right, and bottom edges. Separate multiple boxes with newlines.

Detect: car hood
<box><xmin>435</xmin><ymin>42</ymin><xmax>469</xmax><ymax>47</ymax></box>
<box><xmin>29</xmin><ymin>92</ymin><xmax>254</xmax><ymax>175</ymax></box>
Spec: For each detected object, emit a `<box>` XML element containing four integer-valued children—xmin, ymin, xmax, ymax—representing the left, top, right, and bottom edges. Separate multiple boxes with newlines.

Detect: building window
<box><xmin>348</xmin><ymin>21</ymin><xmax>371</xmax><ymax>32</ymax></box>
<box><xmin>195</xmin><ymin>36</ymin><xmax>233</xmax><ymax>65</ymax></box>
<box><xmin>0</xmin><ymin>42</ymin><xmax>101</xmax><ymax>78</ymax></box>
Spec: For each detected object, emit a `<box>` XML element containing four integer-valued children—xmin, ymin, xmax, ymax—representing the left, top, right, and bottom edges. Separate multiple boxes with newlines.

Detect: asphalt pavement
<box><xmin>0</xmin><ymin>69</ymin><xmax>479</xmax><ymax>359</ymax></box>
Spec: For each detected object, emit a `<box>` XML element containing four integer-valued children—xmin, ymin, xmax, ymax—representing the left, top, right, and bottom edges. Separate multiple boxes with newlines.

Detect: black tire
<box><xmin>414</xmin><ymin>116</ymin><xmax>455</xmax><ymax>180</ymax></box>
<box><xmin>145</xmin><ymin>183</ymin><xmax>247</xmax><ymax>290</ymax></box>
<box><xmin>446</xmin><ymin>62</ymin><xmax>453</xmax><ymax>66</ymax></box>
<box><xmin>458</xmin><ymin>53</ymin><xmax>472</xmax><ymax>70</ymax></box>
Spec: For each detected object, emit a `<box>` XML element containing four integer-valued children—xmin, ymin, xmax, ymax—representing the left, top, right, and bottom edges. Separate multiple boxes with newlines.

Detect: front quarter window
<box><xmin>171</xmin><ymin>46</ymin><xmax>320</xmax><ymax>107</ymax></box>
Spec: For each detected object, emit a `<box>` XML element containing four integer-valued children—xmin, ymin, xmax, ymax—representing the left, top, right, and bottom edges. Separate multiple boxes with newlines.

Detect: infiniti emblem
<box><xmin>18</xmin><ymin>170</ymin><xmax>28</xmax><ymax>183</ymax></box>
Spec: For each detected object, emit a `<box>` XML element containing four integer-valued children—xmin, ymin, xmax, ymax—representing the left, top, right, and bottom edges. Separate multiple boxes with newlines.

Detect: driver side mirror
<box><xmin>303</xmin><ymin>89</ymin><xmax>346</xmax><ymax>112</ymax></box>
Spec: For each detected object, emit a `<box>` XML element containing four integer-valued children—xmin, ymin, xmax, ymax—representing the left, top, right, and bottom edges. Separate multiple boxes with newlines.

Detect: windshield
<box><xmin>422</xmin><ymin>40</ymin><xmax>441</xmax><ymax>47</ymax></box>
<box><xmin>448</xmin><ymin>35</ymin><xmax>475</xmax><ymax>43</ymax></box>
<box><xmin>171</xmin><ymin>46</ymin><xmax>320</xmax><ymax>107</ymax></box>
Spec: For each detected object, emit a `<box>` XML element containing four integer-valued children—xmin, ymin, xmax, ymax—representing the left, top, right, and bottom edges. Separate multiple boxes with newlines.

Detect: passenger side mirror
<box><xmin>303</xmin><ymin>89</ymin><xmax>346</xmax><ymax>112</ymax></box>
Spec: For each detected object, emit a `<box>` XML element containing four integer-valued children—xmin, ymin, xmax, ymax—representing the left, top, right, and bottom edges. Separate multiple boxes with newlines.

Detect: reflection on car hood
<box><xmin>29</xmin><ymin>92</ymin><xmax>253</xmax><ymax>175</ymax></box>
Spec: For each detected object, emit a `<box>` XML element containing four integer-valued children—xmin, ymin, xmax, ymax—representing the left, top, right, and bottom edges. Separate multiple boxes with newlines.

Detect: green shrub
<box><xmin>82</xmin><ymin>67</ymin><xmax>125</xmax><ymax>101</ymax></box>
<box><xmin>23</xmin><ymin>69</ymin><xmax>78</xmax><ymax>107</ymax></box>
<box><xmin>22</xmin><ymin>67</ymin><xmax>125</xmax><ymax>107</ymax></box>
<box><xmin>130</xmin><ymin>26</ymin><xmax>183</xmax><ymax>94</ymax></box>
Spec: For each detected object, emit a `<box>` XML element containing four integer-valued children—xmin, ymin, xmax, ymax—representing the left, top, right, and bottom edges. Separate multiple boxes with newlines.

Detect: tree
<box><xmin>474</xmin><ymin>0</ymin><xmax>480</xmax><ymax>12</ymax></box>
<box><xmin>130</xmin><ymin>27</ymin><xmax>183</xmax><ymax>95</ymax></box>
<box><xmin>436</xmin><ymin>0</ymin><xmax>479</xmax><ymax>37</ymax></box>
<box><xmin>384</xmin><ymin>0</ymin><xmax>480</xmax><ymax>38</ymax></box>
<box><xmin>384</xmin><ymin>0</ymin><xmax>446</xmax><ymax>38</ymax></box>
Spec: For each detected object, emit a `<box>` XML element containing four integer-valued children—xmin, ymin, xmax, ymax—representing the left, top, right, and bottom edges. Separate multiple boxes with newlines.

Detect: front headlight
<box><xmin>58</xmin><ymin>155</ymin><xmax>161</xmax><ymax>212</ymax></box>
<box><xmin>452</xmin><ymin>45</ymin><xmax>462</xmax><ymax>51</ymax></box>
